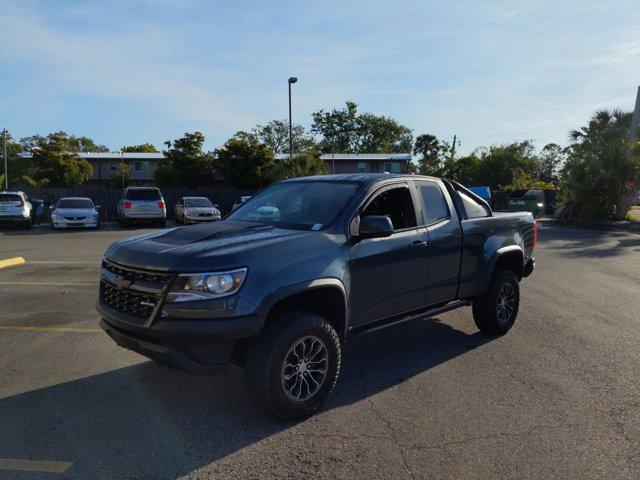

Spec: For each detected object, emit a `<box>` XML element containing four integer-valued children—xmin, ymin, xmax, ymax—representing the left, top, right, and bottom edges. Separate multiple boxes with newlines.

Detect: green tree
<box><xmin>413</xmin><ymin>134</ymin><xmax>446</xmax><ymax>175</ymax></box>
<box><xmin>107</xmin><ymin>162</ymin><xmax>132</xmax><ymax>189</ymax></box>
<box><xmin>440</xmin><ymin>153</ymin><xmax>483</xmax><ymax>185</ymax></box>
<box><xmin>66</xmin><ymin>136</ymin><xmax>109</xmax><ymax>152</ymax></box>
<box><xmin>311</xmin><ymin>101</ymin><xmax>412</xmax><ymax>153</ymax></box>
<box><xmin>474</xmin><ymin>141</ymin><xmax>539</xmax><ymax>190</ymax></box>
<box><xmin>502</xmin><ymin>171</ymin><xmax>556</xmax><ymax>191</ymax></box>
<box><xmin>538</xmin><ymin>143</ymin><xmax>565</xmax><ymax>184</ymax></box>
<box><xmin>237</xmin><ymin>120</ymin><xmax>316</xmax><ymax>154</ymax></box>
<box><xmin>29</xmin><ymin>132</ymin><xmax>93</xmax><ymax>186</ymax></box>
<box><xmin>155</xmin><ymin>132</ymin><xmax>214</xmax><ymax>187</ymax></box>
<box><xmin>122</xmin><ymin>143</ymin><xmax>159</xmax><ymax>153</ymax></box>
<box><xmin>274</xmin><ymin>148</ymin><xmax>327</xmax><ymax>180</ymax></box>
<box><xmin>562</xmin><ymin>109</ymin><xmax>639</xmax><ymax>220</ymax></box>
<box><xmin>0</xmin><ymin>132</ymin><xmax>31</xmax><ymax>188</ymax></box>
<box><xmin>214</xmin><ymin>137</ymin><xmax>277</xmax><ymax>189</ymax></box>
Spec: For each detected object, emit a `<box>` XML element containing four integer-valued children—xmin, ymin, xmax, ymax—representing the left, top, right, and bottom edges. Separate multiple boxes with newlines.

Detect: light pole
<box><xmin>2</xmin><ymin>129</ymin><xmax>8</xmax><ymax>190</ymax></box>
<box><xmin>288</xmin><ymin>77</ymin><xmax>297</xmax><ymax>158</ymax></box>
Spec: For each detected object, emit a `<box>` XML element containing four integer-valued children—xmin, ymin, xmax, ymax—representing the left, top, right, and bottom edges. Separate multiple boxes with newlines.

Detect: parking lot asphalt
<box><xmin>0</xmin><ymin>223</ymin><xmax>638</xmax><ymax>479</ymax></box>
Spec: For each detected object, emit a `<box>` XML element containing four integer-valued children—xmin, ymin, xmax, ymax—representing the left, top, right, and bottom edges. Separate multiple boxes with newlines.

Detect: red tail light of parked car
<box><xmin>124</xmin><ymin>201</ymin><xmax>132</xmax><ymax>209</ymax></box>
<box><xmin>158</xmin><ymin>201</ymin><xmax>165</xmax><ymax>209</ymax></box>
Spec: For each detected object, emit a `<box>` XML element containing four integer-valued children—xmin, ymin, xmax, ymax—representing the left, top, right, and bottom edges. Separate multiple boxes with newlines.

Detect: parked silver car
<box><xmin>174</xmin><ymin>197</ymin><xmax>221</xmax><ymax>224</ymax></box>
<box><xmin>117</xmin><ymin>187</ymin><xmax>166</xmax><ymax>227</ymax></box>
<box><xmin>51</xmin><ymin>197</ymin><xmax>100</xmax><ymax>229</ymax></box>
<box><xmin>0</xmin><ymin>191</ymin><xmax>33</xmax><ymax>228</ymax></box>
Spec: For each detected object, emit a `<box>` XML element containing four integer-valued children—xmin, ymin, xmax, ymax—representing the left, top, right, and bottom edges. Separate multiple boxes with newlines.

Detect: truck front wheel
<box><xmin>245</xmin><ymin>311</ymin><xmax>341</xmax><ymax>420</ymax></box>
<box><xmin>472</xmin><ymin>269</ymin><xmax>520</xmax><ymax>335</ymax></box>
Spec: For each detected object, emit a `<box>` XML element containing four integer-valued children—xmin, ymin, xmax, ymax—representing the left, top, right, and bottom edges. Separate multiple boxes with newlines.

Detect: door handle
<box><xmin>410</xmin><ymin>240</ymin><xmax>428</xmax><ymax>250</ymax></box>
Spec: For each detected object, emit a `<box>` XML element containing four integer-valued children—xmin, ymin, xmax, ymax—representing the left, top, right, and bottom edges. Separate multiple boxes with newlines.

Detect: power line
<box><xmin>525</xmin><ymin>41</ymin><xmax>640</xmax><ymax>107</ymax></box>
<box><xmin>515</xmin><ymin>86</ymin><xmax>636</xmax><ymax>137</ymax></box>
<box><xmin>518</xmin><ymin>49</ymin><xmax>640</xmax><ymax>115</ymax></box>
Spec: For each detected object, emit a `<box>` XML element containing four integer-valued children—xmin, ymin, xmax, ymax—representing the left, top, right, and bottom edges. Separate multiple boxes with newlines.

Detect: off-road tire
<box><xmin>472</xmin><ymin>269</ymin><xmax>520</xmax><ymax>335</ymax></box>
<box><xmin>245</xmin><ymin>311</ymin><xmax>341</xmax><ymax>420</ymax></box>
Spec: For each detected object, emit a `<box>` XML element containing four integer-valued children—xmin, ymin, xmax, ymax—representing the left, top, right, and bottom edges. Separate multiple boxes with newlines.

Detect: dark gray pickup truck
<box><xmin>98</xmin><ymin>174</ymin><xmax>535</xmax><ymax>419</ymax></box>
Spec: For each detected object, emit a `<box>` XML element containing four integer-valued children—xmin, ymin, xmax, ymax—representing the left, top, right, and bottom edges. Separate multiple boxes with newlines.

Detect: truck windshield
<box><xmin>57</xmin><ymin>199</ymin><xmax>94</xmax><ymax>209</ymax></box>
<box><xmin>226</xmin><ymin>181</ymin><xmax>360</xmax><ymax>230</ymax></box>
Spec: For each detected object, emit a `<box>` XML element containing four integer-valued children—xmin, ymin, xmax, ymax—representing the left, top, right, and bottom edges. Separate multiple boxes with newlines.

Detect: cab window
<box><xmin>458</xmin><ymin>191</ymin><xmax>490</xmax><ymax>219</ymax></box>
<box><xmin>361</xmin><ymin>186</ymin><xmax>416</xmax><ymax>230</ymax></box>
<box><xmin>415</xmin><ymin>181</ymin><xmax>449</xmax><ymax>225</ymax></box>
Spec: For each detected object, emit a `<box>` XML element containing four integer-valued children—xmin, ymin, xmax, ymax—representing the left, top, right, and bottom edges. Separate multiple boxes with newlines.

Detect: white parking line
<box><xmin>0</xmin><ymin>458</ymin><xmax>72</xmax><ymax>473</ymax></box>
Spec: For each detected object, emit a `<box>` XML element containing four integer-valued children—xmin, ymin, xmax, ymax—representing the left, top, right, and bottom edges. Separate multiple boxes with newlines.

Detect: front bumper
<box><xmin>98</xmin><ymin>297</ymin><xmax>262</xmax><ymax>374</ymax></box>
<box><xmin>522</xmin><ymin>257</ymin><xmax>535</xmax><ymax>278</ymax></box>
<box><xmin>52</xmin><ymin>218</ymin><xmax>99</xmax><ymax>228</ymax></box>
<box><xmin>184</xmin><ymin>215</ymin><xmax>221</xmax><ymax>223</ymax></box>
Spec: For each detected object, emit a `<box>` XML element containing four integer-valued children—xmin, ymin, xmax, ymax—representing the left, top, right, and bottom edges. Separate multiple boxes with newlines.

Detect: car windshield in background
<box><xmin>57</xmin><ymin>199</ymin><xmax>94</xmax><ymax>209</ymax></box>
<box><xmin>185</xmin><ymin>198</ymin><xmax>212</xmax><ymax>208</ymax></box>
<box><xmin>0</xmin><ymin>194</ymin><xmax>21</xmax><ymax>202</ymax></box>
<box><xmin>226</xmin><ymin>181</ymin><xmax>360</xmax><ymax>230</ymax></box>
<box><xmin>126</xmin><ymin>189</ymin><xmax>161</xmax><ymax>201</ymax></box>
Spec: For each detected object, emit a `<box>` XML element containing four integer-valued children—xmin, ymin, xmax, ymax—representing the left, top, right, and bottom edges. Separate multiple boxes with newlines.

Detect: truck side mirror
<box><xmin>358</xmin><ymin>215</ymin><xmax>394</xmax><ymax>239</ymax></box>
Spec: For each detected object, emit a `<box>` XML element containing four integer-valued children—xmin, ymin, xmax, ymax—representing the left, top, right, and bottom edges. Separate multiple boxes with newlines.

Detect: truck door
<box><xmin>413</xmin><ymin>180</ymin><xmax>463</xmax><ymax>305</ymax></box>
<box><xmin>348</xmin><ymin>183</ymin><xmax>430</xmax><ymax>325</ymax></box>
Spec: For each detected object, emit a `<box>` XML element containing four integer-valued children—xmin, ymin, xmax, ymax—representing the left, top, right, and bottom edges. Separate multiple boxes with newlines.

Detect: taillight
<box><xmin>158</xmin><ymin>201</ymin><xmax>165</xmax><ymax>209</ymax></box>
<box><xmin>532</xmin><ymin>220</ymin><xmax>537</xmax><ymax>249</ymax></box>
<box><xmin>124</xmin><ymin>201</ymin><xmax>132</xmax><ymax>209</ymax></box>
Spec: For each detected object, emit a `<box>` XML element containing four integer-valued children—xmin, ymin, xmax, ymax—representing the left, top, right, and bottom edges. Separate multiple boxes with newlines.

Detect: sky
<box><xmin>1</xmin><ymin>0</ymin><xmax>639</xmax><ymax>155</ymax></box>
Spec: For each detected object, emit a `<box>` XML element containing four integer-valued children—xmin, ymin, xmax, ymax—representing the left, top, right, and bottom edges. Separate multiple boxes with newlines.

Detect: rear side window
<box><xmin>126</xmin><ymin>189</ymin><xmax>161</xmax><ymax>201</ymax></box>
<box><xmin>458</xmin><ymin>191</ymin><xmax>490</xmax><ymax>219</ymax></box>
<box><xmin>362</xmin><ymin>186</ymin><xmax>416</xmax><ymax>230</ymax></box>
<box><xmin>415</xmin><ymin>181</ymin><xmax>449</xmax><ymax>225</ymax></box>
<box><xmin>0</xmin><ymin>194</ymin><xmax>21</xmax><ymax>202</ymax></box>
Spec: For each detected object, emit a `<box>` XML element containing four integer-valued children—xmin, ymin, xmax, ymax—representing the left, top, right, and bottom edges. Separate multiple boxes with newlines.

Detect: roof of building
<box><xmin>19</xmin><ymin>152</ymin><xmax>164</xmax><ymax>159</ymax></box>
<box><xmin>275</xmin><ymin>153</ymin><xmax>411</xmax><ymax>161</ymax></box>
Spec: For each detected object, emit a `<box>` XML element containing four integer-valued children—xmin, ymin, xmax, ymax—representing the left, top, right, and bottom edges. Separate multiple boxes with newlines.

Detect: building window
<box><xmin>391</xmin><ymin>162</ymin><xmax>401</xmax><ymax>173</ymax></box>
<box><xmin>134</xmin><ymin>161</ymin><xmax>150</xmax><ymax>173</ymax></box>
<box><xmin>109</xmin><ymin>161</ymin><xmax>117</xmax><ymax>172</ymax></box>
<box><xmin>357</xmin><ymin>162</ymin><xmax>366</xmax><ymax>173</ymax></box>
<box><xmin>384</xmin><ymin>162</ymin><xmax>392</xmax><ymax>172</ymax></box>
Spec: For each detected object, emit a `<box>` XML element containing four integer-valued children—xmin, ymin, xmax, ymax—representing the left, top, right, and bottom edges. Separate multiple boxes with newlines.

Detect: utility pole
<box><xmin>120</xmin><ymin>150</ymin><xmax>125</xmax><ymax>189</ymax></box>
<box><xmin>628</xmin><ymin>86</ymin><xmax>640</xmax><ymax>158</ymax></box>
<box><xmin>2</xmin><ymin>129</ymin><xmax>8</xmax><ymax>190</ymax></box>
<box><xmin>288</xmin><ymin>77</ymin><xmax>298</xmax><ymax>158</ymax></box>
<box><xmin>450</xmin><ymin>134</ymin><xmax>457</xmax><ymax>160</ymax></box>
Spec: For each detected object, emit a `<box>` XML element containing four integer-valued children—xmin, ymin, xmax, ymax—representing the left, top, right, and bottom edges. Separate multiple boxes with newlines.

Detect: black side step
<box><xmin>345</xmin><ymin>299</ymin><xmax>471</xmax><ymax>342</ymax></box>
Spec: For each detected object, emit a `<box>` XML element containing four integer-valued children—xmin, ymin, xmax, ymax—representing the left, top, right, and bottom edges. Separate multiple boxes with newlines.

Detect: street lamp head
<box><xmin>288</xmin><ymin>77</ymin><xmax>298</xmax><ymax>84</ymax></box>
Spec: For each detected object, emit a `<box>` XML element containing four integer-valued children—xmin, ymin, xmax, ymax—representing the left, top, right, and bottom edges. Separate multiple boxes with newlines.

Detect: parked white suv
<box><xmin>117</xmin><ymin>187</ymin><xmax>166</xmax><ymax>227</ymax></box>
<box><xmin>0</xmin><ymin>191</ymin><xmax>33</xmax><ymax>228</ymax></box>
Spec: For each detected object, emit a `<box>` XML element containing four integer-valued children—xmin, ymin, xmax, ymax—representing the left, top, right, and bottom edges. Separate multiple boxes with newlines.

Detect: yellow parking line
<box><xmin>27</xmin><ymin>260</ymin><xmax>101</xmax><ymax>265</ymax></box>
<box><xmin>0</xmin><ymin>257</ymin><xmax>25</xmax><ymax>269</ymax></box>
<box><xmin>0</xmin><ymin>281</ymin><xmax>98</xmax><ymax>286</ymax></box>
<box><xmin>0</xmin><ymin>325</ymin><xmax>102</xmax><ymax>333</ymax></box>
<box><xmin>0</xmin><ymin>458</ymin><xmax>72</xmax><ymax>473</ymax></box>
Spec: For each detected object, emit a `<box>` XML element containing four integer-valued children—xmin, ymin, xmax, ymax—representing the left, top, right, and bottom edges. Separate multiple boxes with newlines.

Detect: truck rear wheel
<box><xmin>245</xmin><ymin>311</ymin><xmax>341</xmax><ymax>420</ymax></box>
<box><xmin>472</xmin><ymin>269</ymin><xmax>520</xmax><ymax>335</ymax></box>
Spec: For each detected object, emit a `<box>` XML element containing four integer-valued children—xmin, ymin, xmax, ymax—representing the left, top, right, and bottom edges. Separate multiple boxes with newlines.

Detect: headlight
<box><xmin>51</xmin><ymin>214</ymin><xmax>62</xmax><ymax>221</ymax></box>
<box><xmin>166</xmin><ymin>268</ymin><xmax>247</xmax><ymax>302</ymax></box>
<box><xmin>185</xmin><ymin>209</ymin><xmax>196</xmax><ymax>216</ymax></box>
<box><xmin>536</xmin><ymin>203</ymin><xmax>544</xmax><ymax>208</ymax></box>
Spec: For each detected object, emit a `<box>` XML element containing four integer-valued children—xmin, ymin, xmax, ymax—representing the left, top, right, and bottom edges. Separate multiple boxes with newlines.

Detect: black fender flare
<box><xmin>257</xmin><ymin>278</ymin><xmax>349</xmax><ymax>337</ymax></box>
<box><xmin>481</xmin><ymin>245</ymin><xmax>524</xmax><ymax>292</ymax></box>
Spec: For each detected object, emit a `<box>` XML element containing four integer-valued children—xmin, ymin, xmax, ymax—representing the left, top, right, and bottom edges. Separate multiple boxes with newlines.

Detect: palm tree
<box><xmin>565</xmin><ymin>109</ymin><xmax>639</xmax><ymax>220</ymax></box>
<box><xmin>275</xmin><ymin>151</ymin><xmax>327</xmax><ymax>180</ymax></box>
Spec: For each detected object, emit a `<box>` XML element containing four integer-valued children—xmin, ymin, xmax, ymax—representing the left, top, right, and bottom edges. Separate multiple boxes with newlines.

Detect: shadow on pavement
<box><xmin>0</xmin><ymin>318</ymin><xmax>493</xmax><ymax>479</ymax></box>
<box><xmin>539</xmin><ymin>224</ymin><xmax>640</xmax><ymax>258</ymax></box>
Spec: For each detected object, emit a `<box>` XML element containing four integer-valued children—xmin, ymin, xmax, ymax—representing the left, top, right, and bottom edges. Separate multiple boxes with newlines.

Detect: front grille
<box><xmin>101</xmin><ymin>281</ymin><xmax>159</xmax><ymax>319</ymax></box>
<box><xmin>101</xmin><ymin>260</ymin><xmax>172</xmax><ymax>320</ymax></box>
<box><xmin>102</xmin><ymin>259</ymin><xmax>171</xmax><ymax>283</ymax></box>
<box><xmin>64</xmin><ymin>216</ymin><xmax>86</xmax><ymax>221</ymax></box>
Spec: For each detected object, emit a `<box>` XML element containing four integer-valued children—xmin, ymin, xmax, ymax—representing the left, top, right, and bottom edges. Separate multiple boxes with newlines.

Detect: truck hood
<box><xmin>105</xmin><ymin>220</ymin><xmax>316</xmax><ymax>271</ymax></box>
